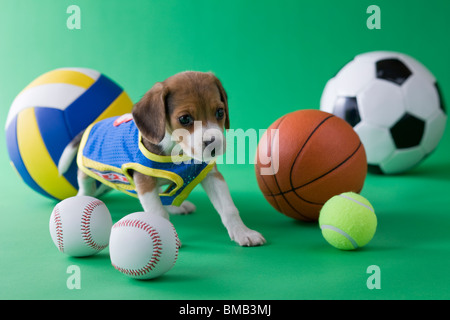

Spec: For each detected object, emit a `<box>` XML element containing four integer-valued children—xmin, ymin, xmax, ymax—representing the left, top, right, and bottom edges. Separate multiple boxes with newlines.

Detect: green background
<box><xmin>1</xmin><ymin>0</ymin><xmax>450</xmax><ymax>300</ymax></box>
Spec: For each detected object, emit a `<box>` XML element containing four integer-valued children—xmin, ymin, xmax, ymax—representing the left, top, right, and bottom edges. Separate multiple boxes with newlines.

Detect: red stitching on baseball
<box><xmin>171</xmin><ymin>224</ymin><xmax>180</xmax><ymax>265</ymax></box>
<box><xmin>80</xmin><ymin>200</ymin><xmax>108</xmax><ymax>252</ymax></box>
<box><xmin>111</xmin><ymin>218</ymin><xmax>165</xmax><ymax>277</ymax></box>
<box><xmin>53</xmin><ymin>205</ymin><xmax>64</xmax><ymax>252</ymax></box>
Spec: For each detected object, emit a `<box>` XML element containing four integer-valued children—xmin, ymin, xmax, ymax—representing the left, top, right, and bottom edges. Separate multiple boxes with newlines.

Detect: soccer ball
<box><xmin>320</xmin><ymin>51</ymin><xmax>446</xmax><ymax>174</ymax></box>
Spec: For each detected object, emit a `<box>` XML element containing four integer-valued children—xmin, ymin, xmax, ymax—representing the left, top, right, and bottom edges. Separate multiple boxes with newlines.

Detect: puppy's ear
<box><xmin>212</xmin><ymin>74</ymin><xmax>230</xmax><ymax>129</ymax></box>
<box><xmin>132</xmin><ymin>82</ymin><xmax>168</xmax><ymax>144</ymax></box>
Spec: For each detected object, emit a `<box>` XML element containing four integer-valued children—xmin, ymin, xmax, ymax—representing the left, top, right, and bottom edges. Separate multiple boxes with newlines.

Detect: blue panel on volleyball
<box><xmin>34</xmin><ymin>107</ymin><xmax>72</xmax><ymax>164</ymax></box>
<box><xmin>64</xmin><ymin>74</ymin><xmax>123</xmax><ymax>138</ymax></box>
<box><xmin>63</xmin><ymin>154</ymin><xmax>79</xmax><ymax>189</ymax></box>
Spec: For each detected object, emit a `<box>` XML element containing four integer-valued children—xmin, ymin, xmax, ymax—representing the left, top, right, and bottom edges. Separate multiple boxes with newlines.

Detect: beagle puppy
<box><xmin>70</xmin><ymin>71</ymin><xmax>265</xmax><ymax>247</ymax></box>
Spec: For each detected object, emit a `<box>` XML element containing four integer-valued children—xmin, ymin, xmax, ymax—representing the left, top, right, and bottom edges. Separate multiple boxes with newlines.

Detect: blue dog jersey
<box><xmin>77</xmin><ymin>114</ymin><xmax>215</xmax><ymax>206</ymax></box>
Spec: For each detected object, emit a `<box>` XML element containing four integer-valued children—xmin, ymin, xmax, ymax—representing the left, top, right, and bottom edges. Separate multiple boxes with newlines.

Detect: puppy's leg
<box><xmin>77</xmin><ymin>170</ymin><xmax>97</xmax><ymax>196</ymax></box>
<box><xmin>93</xmin><ymin>184</ymin><xmax>112</xmax><ymax>198</ymax></box>
<box><xmin>201</xmin><ymin>168</ymin><xmax>266</xmax><ymax>247</ymax></box>
<box><xmin>134</xmin><ymin>172</ymin><xmax>169</xmax><ymax>220</ymax></box>
<box><xmin>135</xmin><ymin>173</ymin><xmax>183</xmax><ymax>247</ymax></box>
<box><xmin>165</xmin><ymin>200</ymin><xmax>196</xmax><ymax>215</ymax></box>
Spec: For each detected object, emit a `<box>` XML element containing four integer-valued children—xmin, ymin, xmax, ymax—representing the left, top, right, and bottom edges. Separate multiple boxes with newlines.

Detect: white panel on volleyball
<box><xmin>56</xmin><ymin>67</ymin><xmax>101</xmax><ymax>81</ymax></box>
<box><xmin>5</xmin><ymin>83</ymin><xmax>86</xmax><ymax>129</ymax></box>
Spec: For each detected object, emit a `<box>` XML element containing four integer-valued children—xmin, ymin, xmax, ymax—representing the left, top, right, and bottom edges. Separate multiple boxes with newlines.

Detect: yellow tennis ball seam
<box><xmin>338</xmin><ymin>193</ymin><xmax>374</xmax><ymax>213</ymax></box>
<box><xmin>320</xmin><ymin>224</ymin><xmax>359</xmax><ymax>249</ymax></box>
<box><xmin>336</xmin><ymin>193</ymin><xmax>375</xmax><ymax>247</ymax></box>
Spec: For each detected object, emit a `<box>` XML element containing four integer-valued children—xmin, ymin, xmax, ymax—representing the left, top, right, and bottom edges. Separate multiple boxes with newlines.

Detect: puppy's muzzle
<box><xmin>204</xmin><ymin>136</ymin><xmax>216</xmax><ymax>157</ymax></box>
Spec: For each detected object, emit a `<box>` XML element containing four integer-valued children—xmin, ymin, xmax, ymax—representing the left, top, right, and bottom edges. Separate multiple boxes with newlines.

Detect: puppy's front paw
<box><xmin>230</xmin><ymin>226</ymin><xmax>266</xmax><ymax>247</ymax></box>
<box><xmin>165</xmin><ymin>200</ymin><xmax>196</xmax><ymax>215</ymax></box>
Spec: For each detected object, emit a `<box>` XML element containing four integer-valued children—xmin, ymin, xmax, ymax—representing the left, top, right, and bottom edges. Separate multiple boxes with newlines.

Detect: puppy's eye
<box><xmin>216</xmin><ymin>108</ymin><xmax>225</xmax><ymax>120</ymax></box>
<box><xmin>179</xmin><ymin>115</ymin><xmax>194</xmax><ymax>126</ymax></box>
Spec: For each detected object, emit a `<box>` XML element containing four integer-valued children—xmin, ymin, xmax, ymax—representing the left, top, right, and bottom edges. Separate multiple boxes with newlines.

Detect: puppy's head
<box><xmin>132</xmin><ymin>71</ymin><xmax>229</xmax><ymax>162</ymax></box>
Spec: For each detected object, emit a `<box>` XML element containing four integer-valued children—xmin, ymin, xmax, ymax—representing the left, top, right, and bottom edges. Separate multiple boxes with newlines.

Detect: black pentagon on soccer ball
<box><xmin>435</xmin><ymin>82</ymin><xmax>446</xmax><ymax>114</ymax></box>
<box><xmin>376</xmin><ymin>58</ymin><xmax>412</xmax><ymax>85</ymax></box>
<box><xmin>333</xmin><ymin>96</ymin><xmax>361</xmax><ymax>127</ymax></box>
<box><xmin>368</xmin><ymin>164</ymin><xmax>385</xmax><ymax>175</ymax></box>
<box><xmin>390</xmin><ymin>113</ymin><xmax>425</xmax><ymax>149</ymax></box>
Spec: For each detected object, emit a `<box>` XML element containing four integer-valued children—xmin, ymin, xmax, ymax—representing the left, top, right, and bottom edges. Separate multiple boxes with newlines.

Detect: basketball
<box><xmin>255</xmin><ymin>109</ymin><xmax>367</xmax><ymax>222</ymax></box>
<box><xmin>5</xmin><ymin>68</ymin><xmax>133</xmax><ymax>201</ymax></box>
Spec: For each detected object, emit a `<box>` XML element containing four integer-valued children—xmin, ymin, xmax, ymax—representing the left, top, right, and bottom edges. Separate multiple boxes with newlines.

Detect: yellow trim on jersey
<box><xmin>170</xmin><ymin>161</ymin><xmax>216</xmax><ymax>206</ymax></box>
<box><xmin>137</xmin><ymin>132</ymin><xmax>192</xmax><ymax>163</ymax></box>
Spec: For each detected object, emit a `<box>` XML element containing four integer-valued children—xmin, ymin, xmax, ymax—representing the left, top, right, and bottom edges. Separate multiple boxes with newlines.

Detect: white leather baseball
<box><xmin>109</xmin><ymin>212</ymin><xmax>180</xmax><ymax>280</ymax></box>
<box><xmin>49</xmin><ymin>196</ymin><xmax>112</xmax><ymax>257</ymax></box>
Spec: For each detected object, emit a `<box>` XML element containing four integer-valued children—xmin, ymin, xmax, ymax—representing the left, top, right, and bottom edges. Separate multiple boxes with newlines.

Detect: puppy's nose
<box><xmin>204</xmin><ymin>136</ymin><xmax>215</xmax><ymax>147</ymax></box>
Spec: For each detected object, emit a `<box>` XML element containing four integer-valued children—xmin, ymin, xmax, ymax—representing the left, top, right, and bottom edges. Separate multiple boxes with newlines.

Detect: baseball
<box><xmin>109</xmin><ymin>212</ymin><xmax>180</xmax><ymax>280</ymax></box>
<box><xmin>49</xmin><ymin>196</ymin><xmax>112</xmax><ymax>257</ymax></box>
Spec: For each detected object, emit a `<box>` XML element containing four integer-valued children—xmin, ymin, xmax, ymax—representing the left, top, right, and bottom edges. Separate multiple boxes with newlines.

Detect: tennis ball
<box><xmin>319</xmin><ymin>192</ymin><xmax>377</xmax><ymax>250</ymax></box>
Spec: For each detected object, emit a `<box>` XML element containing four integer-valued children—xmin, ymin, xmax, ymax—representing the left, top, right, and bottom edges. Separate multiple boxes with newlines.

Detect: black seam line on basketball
<box><xmin>263</xmin><ymin>192</ymin><xmax>321</xmax><ymax>206</ymax></box>
<box><xmin>270</xmin><ymin>141</ymin><xmax>363</xmax><ymax>202</ymax></box>
<box><xmin>291</xmin><ymin>141</ymin><xmax>362</xmax><ymax>204</ymax></box>
<box><xmin>289</xmin><ymin>114</ymin><xmax>335</xmax><ymax>192</ymax></box>
<box><xmin>255</xmin><ymin>118</ymin><xmax>287</xmax><ymax>214</ymax></box>
<box><xmin>263</xmin><ymin>115</ymin><xmax>287</xmax><ymax>214</ymax></box>
<box><xmin>255</xmin><ymin>163</ymin><xmax>282</xmax><ymax>212</ymax></box>
<box><xmin>269</xmin><ymin>114</ymin><xmax>311</xmax><ymax>220</ymax></box>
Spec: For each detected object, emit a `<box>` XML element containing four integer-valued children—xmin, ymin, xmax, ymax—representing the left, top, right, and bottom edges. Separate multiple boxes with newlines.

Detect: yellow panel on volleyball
<box><xmin>21</xmin><ymin>69</ymin><xmax>97</xmax><ymax>93</ymax></box>
<box><xmin>94</xmin><ymin>90</ymin><xmax>133</xmax><ymax>123</ymax></box>
<box><xmin>17</xmin><ymin>108</ymin><xmax>78</xmax><ymax>200</ymax></box>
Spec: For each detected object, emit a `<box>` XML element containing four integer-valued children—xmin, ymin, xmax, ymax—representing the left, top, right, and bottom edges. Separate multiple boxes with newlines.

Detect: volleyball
<box><xmin>5</xmin><ymin>68</ymin><xmax>133</xmax><ymax>200</ymax></box>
